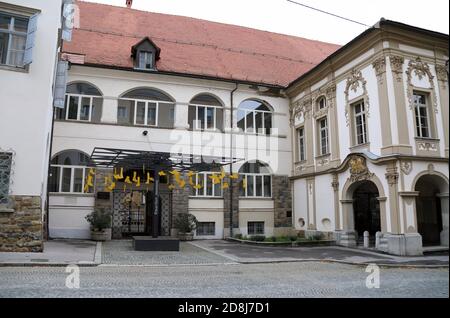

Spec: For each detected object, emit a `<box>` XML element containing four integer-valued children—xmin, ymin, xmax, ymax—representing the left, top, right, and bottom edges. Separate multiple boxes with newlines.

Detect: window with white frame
<box><xmin>237</xmin><ymin>100</ymin><xmax>273</xmax><ymax>135</ymax></box>
<box><xmin>56</xmin><ymin>83</ymin><xmax>103</xmax><ymax>122</ymax></box>
<box><xmin>118</xmin><ymin>88</ymin><xmax>175</xmax><ymax>128</ymax></box>
<box><xmin>138</xmin><ymin>51</ymin><xmax>153</xmax><ymax>70</ymax></box>
<box><xmin>0</xmin><ymin>152</ymin><xmax>12</xmax><ymax>205</ymax></box>
<box><xmin>196</xmin><ymin>222</ymin><xmax>215</xmax><ymax>236</ymax></box>
<box><xmin>248</xmin><ymin>221</ymin><xmax>265</xmax><ymax>235</ymax></box>
<box><xmin>297</xmin><ymin>127</ymin><xmax>306</xmax><ymax>162</ymax></box>
<box><xmin>239</xmin><ymin>161</ymin><xmax>272</xmax><ymax>198</ymax></box>
<box><xmin>190</xmin><ymin>172</ymin><xmax>223</xmax><ymax>197</ymax></box>
<box><xmin>49</xmin><ymin>150</ymin><xmax>93</xmax><ymax>194</ymax></box>
<box><xmin>188</xmin><ymin>94</ymin><xmax>223</xmax><ymax>131</ymax></box>
<box><xmin>318</xmin><ymin>117</ymin><xmax>329</xmax><ymax>155</ymax></box>
<box><xmin>413</xmin><ymin>92</ymin><xmax>431</xmax><ymax>138</ymax></box>
<box><xmin>353</xmin><ymin>100</ymin><xmax>368</xmax><ymax>145</ymax></box>
<box><xmin>0</xmin><ymin>12</ymin><xmax>28</xmax><ymax>67</ymax></box>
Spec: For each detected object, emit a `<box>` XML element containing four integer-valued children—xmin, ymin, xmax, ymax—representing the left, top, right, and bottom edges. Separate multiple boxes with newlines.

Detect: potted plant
<box><xmin>173</xmin><ymin>213</ymin><xmax>198</xmax><ymax>241</ymax></box>
<box><xmin>85</xmin><ymin>209</ymin><xmax>112</xmax><ymax>241</ymax></box>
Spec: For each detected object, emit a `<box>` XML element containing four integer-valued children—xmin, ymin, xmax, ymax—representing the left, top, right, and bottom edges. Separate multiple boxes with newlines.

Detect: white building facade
<box><xmin>288</xmin><ymin>20</ymin><xmax>449</xmax><ymax>255</ymax></box>
<box><xmin>0</xmin><ymin>0</ymin><xmax>63</xmax><ymax>252</ymax></box>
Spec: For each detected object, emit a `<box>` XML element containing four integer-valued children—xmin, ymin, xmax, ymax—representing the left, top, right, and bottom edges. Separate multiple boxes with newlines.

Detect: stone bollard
<box><xmin>363</xmin><ymin>231</ymin><xmax>370</xmax><ymax>248</ymax></box>
<box><xmin>375</xmin><ymin>232</ymin><xmax>381</xmax><ymax>250</ymax></box>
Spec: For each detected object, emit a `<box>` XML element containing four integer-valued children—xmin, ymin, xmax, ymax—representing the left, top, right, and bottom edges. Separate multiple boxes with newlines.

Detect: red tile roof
<box><xmin>63</xmin><ymin>1</ymin><xmax>341</xmax><ymax>87</ymax></box>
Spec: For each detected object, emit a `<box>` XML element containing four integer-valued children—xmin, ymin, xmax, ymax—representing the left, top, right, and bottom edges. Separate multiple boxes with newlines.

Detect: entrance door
<box><xmin>353</xmin><ymin>181</ymin><xmax>381</xmax><ymax>240</ymax></box>
<box><xmin>415</xmin><ymin>175</ymin><xmax>444</xmax><ymax>246</ymax></box>
<box><xmin>145</xmin><ymin>192</ymin><xmax>162</xmax><ymax>236</ymax></box>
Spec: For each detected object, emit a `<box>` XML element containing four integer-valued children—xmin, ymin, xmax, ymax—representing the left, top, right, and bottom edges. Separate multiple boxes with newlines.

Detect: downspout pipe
<box><xmin>229</xmin><ymin>83</ymin><xmax>238</xmax><ymax>238</ymax></box>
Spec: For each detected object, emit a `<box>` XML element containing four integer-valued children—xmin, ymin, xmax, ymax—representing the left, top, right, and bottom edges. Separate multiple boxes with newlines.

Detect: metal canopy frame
<box><xmin>89</xmin><ymin>147</ymin><xmax>242</xmax><ymax>172</ymax></box>
<box><xmin>89</xmin><ymin>147</ymin><xmax>242</xmax><ymax>239</ymax></box>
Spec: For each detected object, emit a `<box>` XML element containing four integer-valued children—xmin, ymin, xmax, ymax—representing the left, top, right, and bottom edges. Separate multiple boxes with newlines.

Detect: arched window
<box><xmin>49</xmin><ymin>150</ymin><xmax>93</xmax><ymax>193</ymax></box>
<box><xmin>239</xmin><ymin>161</ymin><xmax>272</xmax><ymax>198</ymax></box>
<box><xmin>237</xmin><ymin>100</ymin><xmax>272</xmax><ymax>135</ymax></box>
<box><xmin>317</xmin><ymin>96</ymin><xmax>327</xmax><ymax>110</ymax></box>
<box><xmin>117</xmin><ymin>88</ymin><xmax>175</xmax><ymax>128</ymax></box>
<box><xmin>188</xmin><ymin>94</ymin><xmax>223</xmax><ymax>131</ymax></box>
<box><xmin>56</xmin><ymin>82</ymin><xmax>103</xmax><ymax>122</ymax></box>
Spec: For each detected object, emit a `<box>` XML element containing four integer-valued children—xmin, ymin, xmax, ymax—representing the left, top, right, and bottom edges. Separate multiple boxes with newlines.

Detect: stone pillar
<box><xmin>435</xmin><ymin>65</ymin><xmax>449</xmax><ymax>157</ymax></box>
<box><xmin>438</xmin><ymin>192</ymin><xmax>449</xmax><ymax>246</ymax></box>
<box><xmin>223</xmin><ymin>175</ymin><xmax>239</xmax><ymax>238</ymax></box>
<box><xmin>332</xmin><ymin>175</ymin><xmax>340</xmax><ymax>230</ymax></box>
<box><xmin>0</xmin><ymin>196</ymin><xmax>43</xmax><ymax>252</ymax></box>
<box><xmin>272</xmin><ymin>176</ymin><xmax>292</xmax><ymax>235</ymax></box>
<box><xmin>171</xmin><ymin>181</ymin><xmax>190</xmax><ymax>236</ymax></box>
<box><xmin>337</xmin><ymin>199</ymin><xmax>356</xmax><ymax>247</ymax></box>
<box><xmin>363</xmin><ymin>231</ymin><xmax>369</xmax><ymax>248</ymax></box>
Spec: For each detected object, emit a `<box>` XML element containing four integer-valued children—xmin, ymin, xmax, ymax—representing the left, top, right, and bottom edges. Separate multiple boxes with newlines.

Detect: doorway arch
<box><xmin>352</xmin><ymin>181</ymin><xmax>381</xmax><ymax>238</ymax></box>
<box><xmin>413</xmin><ymin>173</ymin><xmax>449</xmax><ymax>246</ymax></box>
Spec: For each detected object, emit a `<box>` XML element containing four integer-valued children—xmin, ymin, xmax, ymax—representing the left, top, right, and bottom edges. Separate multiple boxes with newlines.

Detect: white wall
<box><xmin>0</xmin><ymin>0</ymin><xmax>61</xmax><ymax>202</ymax></box>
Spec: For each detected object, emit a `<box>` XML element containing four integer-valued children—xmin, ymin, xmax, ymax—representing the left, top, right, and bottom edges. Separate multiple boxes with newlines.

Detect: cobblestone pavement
<box><xmin>191</xmin><ymin>240</ymin><xmax>449</xmax><ymax>266</ymax></box>
<box><xmin>102</xmin><ymin>240</ymin><xmax>233</xmax><ymax>265</ymax></box>
<box><xmin>0</xmin><ymin>262</ymin><xmax>447</xmax><ymax>298</ymax></box>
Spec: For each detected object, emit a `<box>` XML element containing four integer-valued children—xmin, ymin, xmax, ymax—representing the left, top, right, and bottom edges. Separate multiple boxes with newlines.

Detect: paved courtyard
<box><xmin>0</xmin><ymin>262</ymin><xmax>447</xmax><ymax>298</ymax></box>
<box><xmin>102</xmin><ymin>240</ymin><xmax>233</xmax><ymax>265</ymax></box>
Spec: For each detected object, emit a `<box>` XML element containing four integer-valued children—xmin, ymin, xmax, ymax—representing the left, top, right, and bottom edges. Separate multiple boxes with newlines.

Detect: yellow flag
<box><xmin>146</xmin><ymin>173</ymin><xmax>154</xmax><ymax>184</ymax></box>
<box><xmin>177</xmin><ymin>179</ymin><xmax>186</xmax><ymax>188</ymax></box>
<box><xmin>230</xmin><ymin>173</ymin><xmax>239</xmax><ymax>180</ymax></box>
<box><xmin>168</xmin><ymin>184</ymin><xmax>175</xmax><ymax>190</ymax></box>
<box><xmin>86</xmin><ymin>175</ymin><xmax>94</xmax><ymax>187</ymax></box>
<box><xmin>83</xmin><ymin>184</ymin><xmax>90</xmax><ymax>193</ymax></box>
<box><xmin>89</xmin><ymin>168</ymin><xmax>95</xmax><ymax>176</ymax></box>
<box><xmin>222</xmin><ymin>182</ymin><xmax>229</xmax><ymax>189</ymax></box>
<box><xmin>104</xmin><ymin>176</ymin><xmax>112</xmax><ymax>186</ymax></box>
<box><xmin>242</xmin><ymin>177</ymin><xmax>247</xmax><ymax>189</ymax></box>
<box><xmin>107</xmin><ymin>182</ymin><xmax>116</xmax><ymax>192</ymax></box>
<box><xmin>219</xmin><ymin>168</ymin><xmax>226</xmax><ymax>179</ymax></box>
<box><xmin>158</xmin><ymin>171</ymin><xmax>166</xmax><ymax>177</ymax></box>
<box><xmin>132</xmin><ymin>171</ymin><xmax>138</xmax><ymax>183</ymax></box>
<box><xmin>124</xmin><ymin>176</ymin><xmax>132</xmax><ymax>184</ymax></box>
<box><xmin>209</xmin><ymin>174</ymin><xmax>221</xmax><ymax>185</ymax></box>
<box><xmin>187</xmin><ymin>171</ymin><xmax>195</xmax><ymax>177</ymax></box>
<box><xmin>194</xmin><ymin>183</ymin><xmax>203</xmax><ymax>190</ymax></box>
<box><xmin>135</xmin><ymin>177</ymin><xmax>141</xmax><ymax>187</ymax></box>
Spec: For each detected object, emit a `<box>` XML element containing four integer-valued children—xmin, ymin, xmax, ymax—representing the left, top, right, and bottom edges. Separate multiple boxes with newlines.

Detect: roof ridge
<box><xmin>77</xmin><ymin>0</ymin><xmax>340</xmax><ymax>47</ymax></box>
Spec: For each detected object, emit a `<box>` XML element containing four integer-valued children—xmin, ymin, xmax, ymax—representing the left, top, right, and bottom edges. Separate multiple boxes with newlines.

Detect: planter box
<box><xmin>90</xmin><ymin>228</ymin><xmax>112</xmax><ymax>241</ymax></box>
<box><xmin>178</xmin><ymin>232</ymin><xmax>194</xmax><ymax>241</ymax></box>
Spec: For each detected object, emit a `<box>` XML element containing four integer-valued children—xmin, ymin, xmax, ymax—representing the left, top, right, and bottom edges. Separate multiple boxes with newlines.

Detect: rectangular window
<box><xmin>134</xmin><ymin>101</ymin><xmax>158</xmax><ymax>126</ymax></box>
<box><xmin>138</xmin><ymin>51</ymin><xmax>153</xmax><ymax>69</ymax></box>
<box><xmin>0</xmin><ymin>152</ymin><xmax>12</xmax><ymax>205</ymax></box>
<box><xmin>0</xmin><ymin>12</ymin><xmax>28</xmax><ymax>67</ymax></box>
<box><xmin>318</xmin><ymin>118</ymin><xmax>329</xmax><ymax>155</ymax></box>
<box><xmin>353</xmin><ymin>100</ymin><xmax>368</xmax><ymax>145</ymax></box>
<box><xmin>248</xmin><ymin>222</ymin><xmax>265</xmax><ymax>235</ymax></box>
<box><xmin>196</xmin><ymin>222</ymin><xmax>215</xmax><ymax>236</ymax></box>
<box><xmin>191</xmin><ymin>173</ymin><xmax>223</xmax><ymax>197</ymax></box>
<box><xmin>240</xmin><ymin>174</ymin><xmax>271</xmax><ymax>198</ymax></box>
<box><xmin>414</xmin><ymin>92</ymin><xmax>431</xmax><ymax>138</ymax></box>
<box><xmin>64</xmin><ymin>95</ymin><xmax>100</xmax><ymax>122</ymax></box>
<box><xmin>237</xmin><ymin>110</ymin><xmax>272</xmax><ymax>135</ymax></box>
<box><xmin>49</xmin><ymin>166</ymin><xmax>93</xmax><ymax>194</ymax></box>
<box><xmin>297</xmin><ymin>127</ymin><xmax>306</xmax><ymax>161</ymax></box>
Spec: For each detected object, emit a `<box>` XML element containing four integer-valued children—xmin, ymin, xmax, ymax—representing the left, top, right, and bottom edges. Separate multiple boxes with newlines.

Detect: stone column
<box><xmin>438</xmin><ymin>192</ymin><xmax>449</xmax><ymax>246</ymax></box>
<box><xmin>272</xmin><ymin>175</ymin><xmax>292</xmax><ymax>236</ymax></box>
<box><xmin>223</xmin><ymin>175</ymin><xmax>239</xmax><ymax>238</ymax></box>
<box><xmin>435</xmin><ymin>65</ymin><xmax>449</xmax><ymax>157</ymax></box>
<box><xmin>332</xmin><ymin>175</ymin><xmax>340</xmax><ymax>230</ymax></box>
<box><xmin>338</xmin><ymin>199</ymin><xmax>356</xmax><ymax>247</ymax></box>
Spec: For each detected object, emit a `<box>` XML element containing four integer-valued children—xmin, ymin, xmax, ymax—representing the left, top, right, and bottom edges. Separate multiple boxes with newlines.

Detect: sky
<box><xmin>82</xmin><ymin>0</ymin><xmax>449</xmax><ymax>45</ymax></box>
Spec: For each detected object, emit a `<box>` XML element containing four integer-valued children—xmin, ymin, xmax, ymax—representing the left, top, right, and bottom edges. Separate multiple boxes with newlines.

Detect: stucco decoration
<box><xmin>344</xmin><ymin>69</ymin><xmax>370</xmax><ymax>127</ymax></box>
<box><xmin>331</xmin><ymin>174</ymin><xmax>339</xmax><ymax>191</ymax></box>
<box><xmin>389</xmin><ymin>55</ymin><xmax>404</xmax><ymax>82</ymax></box>
<box><xmin>311</xmin><ymin>83</ymin><xmax>336</xmax><ymax>119</ymax></box>
<box><xmin>372</xmin><ymin>56</ymin><xmax>386</xmax><ymax>84</ymax></box>
<box><xmin>400</xmin><ymin>160</ymin><xmax>413</xmax><ymax>175</ymax></box>
<box><xmin>290</xmin><ymin>97</ymin><xmax>312</xmax><ymax>125</ymax></box>
<box><xmin>435</xmin><ymin>64</ymin><xmax>448</xmax><ymax>89</ymax></box>
<box><xmin>417</xmin><ymin>141</ymin><xmax>439</xmax><ymax>152</ymax></box>
<box><xmin>347</xmin><ymin>155</ymin><xmax>374</xmax><ymax>183</ymax></box>
<box><xmin>385</xmin><ymin>166</ymin><xmax>399</xmax><ymax>186</ymax></box>
<box><xmin>405</xmin><ymin>57</ymin><xmax>438</xmax><ymax>113</ymax></box>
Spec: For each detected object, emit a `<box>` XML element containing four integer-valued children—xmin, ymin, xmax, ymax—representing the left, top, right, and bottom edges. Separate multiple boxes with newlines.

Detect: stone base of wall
<box><xmin>0</xmin><ymin>196</ymin><xmax>43</xmax><ymax>252</ymax></box>
<box><xmin>273</xmin><ymin>227</ymin><xmax>296</xmax><ymax>237</ymax></box>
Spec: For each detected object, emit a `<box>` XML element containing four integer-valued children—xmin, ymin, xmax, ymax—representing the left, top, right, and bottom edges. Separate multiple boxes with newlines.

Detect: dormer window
<box><xmin>138</xmin><ymin>51</ymin><xmax>153</xmax><ymax>70</ymax></box>
<box><xmin>131</xmin><ymin>37</ymin><xmax>160</xmax><ymax>71</ymax></box>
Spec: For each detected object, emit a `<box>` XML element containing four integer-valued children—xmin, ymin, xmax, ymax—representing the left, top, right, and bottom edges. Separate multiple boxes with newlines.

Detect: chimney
<box><xmin>126</xmin><ymin>0</ymin><xmax>132</xmax><ymax>8</ymax></box>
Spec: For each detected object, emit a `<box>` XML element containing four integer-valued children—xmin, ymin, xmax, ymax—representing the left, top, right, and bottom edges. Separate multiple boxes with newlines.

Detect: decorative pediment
<box><xmin>347</xmin><ymin>155</ymin><xmax>374</xmax><ymax>183</ymax></box>
<box><xmin>405</xmin><ymin>57</ymin><xmax>438</xmax><ymax>113</ymax></box>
